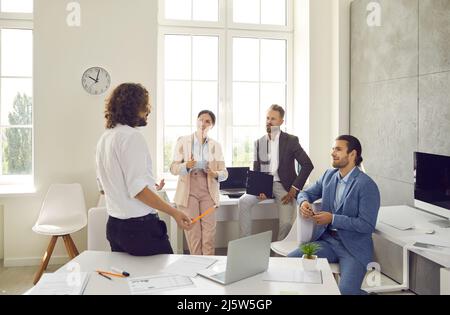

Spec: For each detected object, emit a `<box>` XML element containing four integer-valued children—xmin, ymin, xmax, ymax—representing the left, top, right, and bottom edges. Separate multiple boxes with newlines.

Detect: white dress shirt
<box><xmin>268</xmin><ymin>131</ymin><xmax>281</xmax><ymax>182</ymax></box>
<box><xmin>96</xmin><ymin>124</ymin><xmax>156</xmax><ymax>219</ymax></box>
<box><xmin>331</xmin><ymin>167</ymin><xmax>357</xmax><ymax>225</ymax></box>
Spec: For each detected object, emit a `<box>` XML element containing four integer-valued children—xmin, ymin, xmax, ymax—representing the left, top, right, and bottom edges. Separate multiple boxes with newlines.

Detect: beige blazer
<box><xmin>170</xmin><ymin>134</ymin><xmax>228</xmax><ymax>208</ymax></box>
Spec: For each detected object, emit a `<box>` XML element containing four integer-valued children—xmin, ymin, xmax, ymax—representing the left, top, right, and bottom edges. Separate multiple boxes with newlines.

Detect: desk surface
<box><xmin>376</xmin><ymin>206</ymin><xmax>450</xmax><ymax>268</ymax></box>
<box><xmin>57</xmin><ymin>251</ymin><xmax>340</xmax><ymax>295</ymax></box>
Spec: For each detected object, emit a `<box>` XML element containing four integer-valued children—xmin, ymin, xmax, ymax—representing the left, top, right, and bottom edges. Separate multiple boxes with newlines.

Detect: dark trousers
<box><xmin>106</xmin><ymin>213</ymin><xmax>173</xmax><ymax>256</ymax></box>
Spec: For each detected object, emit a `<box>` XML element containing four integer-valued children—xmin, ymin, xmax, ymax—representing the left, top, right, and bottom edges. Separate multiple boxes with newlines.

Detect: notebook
<box><xmin>246</xmin><ymin>171</ymin><xmax>274</xmax><ymax>199</ymax></box>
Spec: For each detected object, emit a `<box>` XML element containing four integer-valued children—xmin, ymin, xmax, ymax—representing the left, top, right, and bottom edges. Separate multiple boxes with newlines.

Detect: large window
<box><xmin>158</xmin><ymin>0</ymin><xmax>292</xmax><ymax>176</ymax></box>
<box><xmin>161</xmin><ymin>32</ymin><xmax>221</xmax><ymax>172</ymax></box>
<box><xmin>0</xmin><ymin>1</ymin><xmax>33</xmax><ymax>187</ymax></box>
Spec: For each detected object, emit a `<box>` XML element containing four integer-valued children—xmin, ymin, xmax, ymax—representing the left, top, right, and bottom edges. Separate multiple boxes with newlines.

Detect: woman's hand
<box><xmin>186</xmin><ymin>159</ymin><xmax>197</xmax><ymax>170</ymax></box>
<box><xmin>155</xmin><ymin>179</ymin><xmax>165</xmax><ymax>191</ymax></box>
<box><xmin>206</xmin><ymin>167</ymin><xmax>218</xmax><ymax>179</ymax></box>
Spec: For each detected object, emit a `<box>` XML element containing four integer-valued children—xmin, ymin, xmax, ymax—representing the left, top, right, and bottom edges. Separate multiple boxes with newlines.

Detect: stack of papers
<box><xmin>262</xmin><ymin>270</ymin><xmax>323</xmax><ymax>284</ymax></box>
<box><xmin>28</xmin><ymin>272</ymin><xmax>90</xmax><ymax>295</ymax></box>
<box><xmin>162</xmin><ymin>256</ymin><xmax>217</xmax><ymax>277</ymax></box>
<box><xmin>128</xmin><ymin>275</ymin><xmax>193</xmax><ymax>295</ymax></box>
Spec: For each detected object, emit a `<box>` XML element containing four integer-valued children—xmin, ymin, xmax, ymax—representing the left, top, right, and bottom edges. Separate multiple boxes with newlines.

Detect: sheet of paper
<box><xmin>262</xmin><ymin>269</ymin><xmax>323</xmax><ymax>284</ymax></box>
<box><xmin>128</xmin><ymin>274</ymin><xmax>194</xmax><ymax>295</ymax></box>
<box><xmin>404</xmin><ymin>235</ymin><xmax>450</xmax><ymax>248</ymax></box>
<box><xmin>28</xmin><ymin>272</ymin><xmax>90</xmax><ymax>295</ymax></box>
<box><xmin>162</xmin><ymin>256</ymin><xmax>218</xmax><ymax>277</ymax></box>
<box><xmin>411</xmin><ymin>242</ymin><xmax>450</xmax><ymax>256</ymax></box>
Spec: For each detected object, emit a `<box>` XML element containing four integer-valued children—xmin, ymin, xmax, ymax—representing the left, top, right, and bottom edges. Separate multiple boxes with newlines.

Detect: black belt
<box><xmin>110</xmin><ymin>213</ymin><xmax>158</xmax><ymax>223</ymax></box>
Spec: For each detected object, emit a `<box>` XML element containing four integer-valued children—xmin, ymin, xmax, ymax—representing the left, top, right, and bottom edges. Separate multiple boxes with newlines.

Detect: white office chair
<box><xmin>32</xmin><ymin>183</ymin><xmax>87</xmax><ymax>284</ymax></box>
<box><xmin>87</xmin><ymin>207</ymin><xmax>111</xmax><ymax>251</ymax></box>
<box><xmin>271</xmin><ymin>216</ymin><xmax>299</xmax><ymax>256</ymax></box>
<box><xmin>97</xmin><ymin>194</ymin><xmax>106</xmax><ymax>207</ymax></box>
<box><xmin>270</xmin><ymin>212</ymin><xmax>341</xmax><ymax>281</ymax></box>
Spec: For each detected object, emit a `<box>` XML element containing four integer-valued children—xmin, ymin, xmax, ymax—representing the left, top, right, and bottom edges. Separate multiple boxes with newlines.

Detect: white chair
<box><xmin>32</xmin><ymin>183</ymin><xmax>87</xmax><ymax>284</ymax></box>
<box><xmin>87</xmin><ymin>207</ymin><xmax>110</xmax><ymax>251</ymax></box>
<box><xmin>270</xmin><ymin>213</ymin><xmax>341</xmax><ymax>281</ymax></box>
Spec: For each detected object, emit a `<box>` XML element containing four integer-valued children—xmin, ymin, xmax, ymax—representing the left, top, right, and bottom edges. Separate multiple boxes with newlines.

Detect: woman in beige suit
<box><xmin>170</xmin><ymin>110</ymin><xmax>228</xmax><ymax>255</ymax></box>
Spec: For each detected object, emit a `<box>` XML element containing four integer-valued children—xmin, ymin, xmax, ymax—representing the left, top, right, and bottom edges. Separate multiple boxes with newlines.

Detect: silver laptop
<box><xmin>197</xmin><ymin>231</ymin><xmax>272</xmax><ymax>285</ymax></box>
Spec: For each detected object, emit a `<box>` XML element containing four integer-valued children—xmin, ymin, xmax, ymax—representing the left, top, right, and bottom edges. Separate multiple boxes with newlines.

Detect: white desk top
<box><xmin>376</xmin><ymin>206</ymin><xmax>450</xmax><ymax>268</ymax></box>
<box><xmin>57</xmin><ymin>251</ymin><xmax>340</xmax><ymax>295</ymax></box>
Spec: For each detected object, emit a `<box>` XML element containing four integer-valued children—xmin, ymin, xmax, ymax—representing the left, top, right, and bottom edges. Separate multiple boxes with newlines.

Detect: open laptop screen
<box><xmin>220</xmin><ymin>167</ymin><xmax>249</xmax><ymax>190</ymax></box>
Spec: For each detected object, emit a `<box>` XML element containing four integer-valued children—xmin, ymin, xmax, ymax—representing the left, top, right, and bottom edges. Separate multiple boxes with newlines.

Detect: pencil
<box><xmin>192</xmin><ymin>206</ymin><xmax>217</xmax><ymax>224</ymax></box>
<box><xmin>96</xmin><ymin>270</ymin><xmax>126</xmax><ymax>278</ymax></box>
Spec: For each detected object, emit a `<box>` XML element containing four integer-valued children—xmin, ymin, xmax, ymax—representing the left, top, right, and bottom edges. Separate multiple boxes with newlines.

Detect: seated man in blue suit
<box><xmin>288</xmin><ymin>135</ymin><xmax>380</xmax><ymax>295</ymax></box>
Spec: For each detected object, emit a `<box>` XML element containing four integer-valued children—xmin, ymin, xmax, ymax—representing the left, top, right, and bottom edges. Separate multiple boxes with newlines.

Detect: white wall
<box><xmin>295</xmin><ymin>0</ymin><xmax>351</xmax><ymax>181</ymax></box>
<box><xmin>0</xmin><ymin>0</ymin><xmax>158</xmax><ymax>266</ymax></box>
<box><xmin>0</xmin><ymin>205</ymin><xmax>3</xmax><ymax>260</ymax></box>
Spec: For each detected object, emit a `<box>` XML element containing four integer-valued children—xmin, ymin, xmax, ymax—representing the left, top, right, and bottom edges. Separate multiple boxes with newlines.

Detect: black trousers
<box><xmin>106</xmin><ymin>213</ymin><xmax>173</xmax><ymax>256</ymax></box>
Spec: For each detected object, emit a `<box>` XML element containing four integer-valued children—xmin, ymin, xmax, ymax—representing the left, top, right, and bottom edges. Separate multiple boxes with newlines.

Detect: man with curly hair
<box><xmin>96</xmin><ymin>83</ymin><xmax>192</xmax><ymax>256</ymax></box>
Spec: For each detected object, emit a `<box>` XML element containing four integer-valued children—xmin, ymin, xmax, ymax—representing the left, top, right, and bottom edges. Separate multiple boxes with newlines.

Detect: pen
<box><xmin>111</xmin><ymin>267</ymin><xmax>130</xmax><ymax>277</ymax></box>
<box><xmin>97</xmin><ymin>271</ymin><xmax>112</xmax><ymax>281</ymax></box>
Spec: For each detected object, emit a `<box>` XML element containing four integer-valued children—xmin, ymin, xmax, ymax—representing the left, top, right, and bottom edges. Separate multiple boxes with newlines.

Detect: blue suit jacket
<box><xmin>297</xmin><ymin>168</ymin><xmax>381</xmax><ymax>267</ymax></box>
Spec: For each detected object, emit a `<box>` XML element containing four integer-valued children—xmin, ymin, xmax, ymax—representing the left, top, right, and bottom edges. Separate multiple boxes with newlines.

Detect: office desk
<box><xmin>57</xmin><ymin>251</ymin><xmax>340</xmax><ymax>295</ymax></box>
<box><xmin>374</xmin><ymin>206</ymin><xmax>450</xmax><ymax>294</ymax></box>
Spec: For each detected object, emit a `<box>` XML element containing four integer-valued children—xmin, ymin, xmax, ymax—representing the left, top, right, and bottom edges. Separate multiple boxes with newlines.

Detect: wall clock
<box><xmin>81</xmin><ymin>67</ymin><xmax>111</xmax><ymax>95</ymax></box>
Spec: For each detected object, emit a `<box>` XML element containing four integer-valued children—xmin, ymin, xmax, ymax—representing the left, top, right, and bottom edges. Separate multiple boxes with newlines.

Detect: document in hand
<box><xmin>28</xmin><ymin>272</ymin><xmax>90</xmax><ymax>295</ymax></box>
<box><xmin>246</xmin><ymin>171</ymin><xmax>274</xmax><ymax>199</ymax></box>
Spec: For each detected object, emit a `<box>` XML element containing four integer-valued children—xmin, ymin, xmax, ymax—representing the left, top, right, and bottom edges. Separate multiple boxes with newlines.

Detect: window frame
<box><xmin>227</xmin><ymin>0</ymin><xmax>294</xmax><ymax>32</ymax></box>
<box><xmin>157</xmin><ymin>0</ymin><xmax>293</xmax><ymax>179</ymax></box>
<box><xmin>158</xmin><ymin>0</ymin><xmax>226</xmax><ymax>28</ymax></box>
<box><xmin>0</xmin><ymin>14</ymin><xmax>33</xmax><ymax>187</ymax></box>
<box><xmin>226</xmin><ymin>30</ymin><xmax>293</xmax><ymax>165</ymax></box>
<box><xmin>157</xmin><ymin>27</ymin><xmax>226</xmax><ymax>180</ymax></box>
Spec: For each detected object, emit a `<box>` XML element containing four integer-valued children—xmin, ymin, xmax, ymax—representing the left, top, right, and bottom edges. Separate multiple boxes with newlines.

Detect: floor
<box><xmin>0</xmin><ymin>256</ymin><xmax>415</xmax><ymax>295</ymax></box>
<box><xmin>0</xmin><ymin>260</ymin><xmax>62</xmax><ymax>295</ymax></box>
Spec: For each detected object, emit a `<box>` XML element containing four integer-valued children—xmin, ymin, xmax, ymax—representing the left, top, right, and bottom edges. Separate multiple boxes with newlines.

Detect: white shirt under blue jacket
<box><xmin>297</xmin><ymin>167</ymin><xmax>381</xmax><ymax>268</ymax></box>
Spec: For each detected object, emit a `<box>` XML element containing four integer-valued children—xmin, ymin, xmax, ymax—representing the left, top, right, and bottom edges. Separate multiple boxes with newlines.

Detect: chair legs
<box><xmin>33</xmin><ymin>236</ymin><xmax>58</xmax><ymax>285</ymax></box>
<box><xmin>33</xmin><ymin>234</ymin><xmax>80</xmax><ymax>285</ymax></box>
<box><xmin>67</xmin><ymin>235</ymin><xmax>79</xmax><ymax>256</ymax></box>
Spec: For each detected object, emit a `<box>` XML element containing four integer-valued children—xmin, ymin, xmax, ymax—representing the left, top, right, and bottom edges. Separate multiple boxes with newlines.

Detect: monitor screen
<box><xmin>220</xmin><ymin>167</ymin><xmax>249</xmax><ymax>190</ymax></box>
<box><xmin>414</xmin><ymin>152</ymin><xmax>450</xmax><ymax>212</ymax></box>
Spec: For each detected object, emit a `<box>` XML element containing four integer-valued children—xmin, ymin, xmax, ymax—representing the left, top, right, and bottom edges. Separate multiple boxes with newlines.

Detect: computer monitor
<box><xmin>220</xmin><ymin>167</ymin><xmax>249</xmax><ymax>190</ymax></box>
<box><xmin>414</xmin><ymin>152</ymin><xmax>450</xmax><ymax>222</ymax></box>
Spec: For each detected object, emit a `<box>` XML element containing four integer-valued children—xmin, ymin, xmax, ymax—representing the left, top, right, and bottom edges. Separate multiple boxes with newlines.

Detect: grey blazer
<box><xmin>253</xmin><ymin>131</ymin><xmax>314</xmax><ymax>193</ymax></box>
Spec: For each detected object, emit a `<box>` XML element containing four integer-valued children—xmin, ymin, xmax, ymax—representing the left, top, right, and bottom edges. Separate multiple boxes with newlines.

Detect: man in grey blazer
<box><xmin>238</xmin><ymin>105</ymin><xmax>314</xmax><ymax>240</ymax></box>
<box><xmin>289</xmin><ymin>135</ymin><xmax>381</xmax><ymax>295</ymax></box>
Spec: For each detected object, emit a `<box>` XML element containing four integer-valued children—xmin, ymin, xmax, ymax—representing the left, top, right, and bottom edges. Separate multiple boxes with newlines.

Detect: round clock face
<box><xmin>82</xmin><ymin>67</ymin><xmax>111</xmax><ymax>95</ymax></box>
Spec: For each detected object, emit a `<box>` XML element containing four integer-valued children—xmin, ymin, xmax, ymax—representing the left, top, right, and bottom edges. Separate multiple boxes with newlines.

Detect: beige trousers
<box><xmin>238</xmin><ymin>181</ymin><xmax>296</xmax><ymax>241</ymax></box>
<box><xmin>178</xmin><ymin>171</ymin><xmax>216</xmax><ymax>255</ymax></box>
